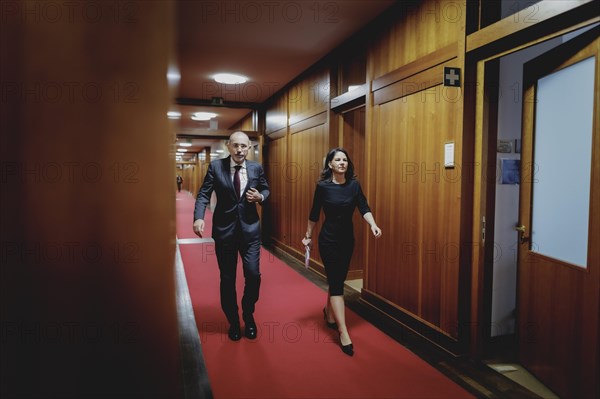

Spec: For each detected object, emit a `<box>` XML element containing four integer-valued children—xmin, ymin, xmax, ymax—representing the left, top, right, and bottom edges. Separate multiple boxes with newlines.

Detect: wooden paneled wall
<box><xmin>259</xmin><ymin>1</ymin><xmax>598</xmax><ymax>383</ymax></box>
<box><xmin>368</xmin><ymin>0</ymin><xmax>464</xmax><ymax>80</ymax></box>
<box><xmin>0</xmin><ymin>2</ymin><xmax>181</xmax><ymax>397</ymax></box>
<box><xmin>264</xmin><ymin>93</ymin><xmax>288</xmax><ymax>244</ymax></box>
<box><xmin>363</xmin><ymin>0</ymin><xmax>467</xmax><ymax>343</ymax></box>
<box><xmin>342</xmin><ymin>107</ymin><xmax>367</xmax><ymax>278</ymax></box>
<box><xmin>367</xmin><ymin>85</ymin><xmax>463</xmax><ymax>332</ymax></box>
<box><xmin>178</xmin><ymin>164</ymin><xmax>198</xmax><ymax>194</ymax></box>
<box><xmin>230</xmin><ymin>111</ymin><xmax>255</xmax><ymax>131</ymax></box>
<box><xmin>288</xmin><ymin>69</ymin><xmax>329</xmax><ymax>124</ymax></box>
<box><xmin>265</xmin><ymin>94</ymin><xmax>288</xmax><ymax>135</ymax></box>
<box><xmin>264</xmin><ymin>69</ymin><xmax>331</xmax><ymax>270</ymax></box>
<box><xmin>261</xmin><ymin>0</ymin><xmax>469</xmax><ymax>349</ymax></box>
<box><xmin>264</xmin><ymin>135</ymin><xmax>288</xmax><ymax>244</ymax></box>
<box><xmin>288</xmin><ymin>123</ymin><xmax>329</xmax><ymax>261</ymax></box>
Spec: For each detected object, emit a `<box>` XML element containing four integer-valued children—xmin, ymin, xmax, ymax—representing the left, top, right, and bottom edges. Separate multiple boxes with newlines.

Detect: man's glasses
<box><xmin>230</xmin><ymin>143</ymin><xmax>249</xmax><ymax>150</ymax></box>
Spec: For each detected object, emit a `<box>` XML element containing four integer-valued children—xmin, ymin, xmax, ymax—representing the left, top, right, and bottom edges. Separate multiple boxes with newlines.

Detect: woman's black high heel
<box><xmin>339</xmin><ymin>332</ymin><xmax>354</xmax><ymax>356</ymax></box>
<box><xmin>322</xmin><ymin>308</ymin><xmax>337</xmax><ymax>330</ymax></box>
<box><xmin>340</xmin><ymin>342</ymin><xmax>354</xmax><ymax>357</ymax></box>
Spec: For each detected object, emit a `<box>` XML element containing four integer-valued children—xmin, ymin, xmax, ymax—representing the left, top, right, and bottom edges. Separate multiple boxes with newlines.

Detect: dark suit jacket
<box><xmin>194</xmin><ymin>157</ymin><xmax>270</xmax><ymax>242</ymax></box>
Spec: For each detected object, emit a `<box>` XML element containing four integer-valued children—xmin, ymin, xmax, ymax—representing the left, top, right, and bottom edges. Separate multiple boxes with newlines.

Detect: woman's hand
<box><xmin>301</xmin><ymin>236</ymin><xmax>312</xmax><ymax>247</ymax></box>
<box><xmin>371</xmin><ymin>225</ymin><xmax>382</xmax><ymax>238</ymax></box>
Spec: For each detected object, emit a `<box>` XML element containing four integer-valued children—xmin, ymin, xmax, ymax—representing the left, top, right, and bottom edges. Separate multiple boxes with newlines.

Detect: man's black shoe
<box><xmin>244</xmin><ymin>321</ymin><xmax>257</xmax><ymax>340</ymax></box>
<box><xmin>228</xmin><ymin>323</ymin><xmax>242</xmax><ymax>341</ymax></box>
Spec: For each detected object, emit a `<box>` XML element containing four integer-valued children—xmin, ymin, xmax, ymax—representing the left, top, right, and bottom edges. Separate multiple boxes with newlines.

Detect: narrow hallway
<box><xmin>175</xmin><ymin>191</ymin><xmax>475</xmax><ymax>398</ymax></box>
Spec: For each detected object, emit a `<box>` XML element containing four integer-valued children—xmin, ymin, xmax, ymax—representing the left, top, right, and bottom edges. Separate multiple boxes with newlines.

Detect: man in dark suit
<box><xmin>193</xmin><ymin>131</ymin><xmax>270</xmax><ymax>341</ymax></box>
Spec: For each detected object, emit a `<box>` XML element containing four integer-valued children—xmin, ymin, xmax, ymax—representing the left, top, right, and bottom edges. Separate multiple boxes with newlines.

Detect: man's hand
<box><xmin>245</xmin><ymin>188</ymin><xmax>262</xmax><ymax>203</ymax></box>
<box><xmin>193</xmin><ymin>219</ymin><xmax>205</xmax><ymax>237</ymax></box>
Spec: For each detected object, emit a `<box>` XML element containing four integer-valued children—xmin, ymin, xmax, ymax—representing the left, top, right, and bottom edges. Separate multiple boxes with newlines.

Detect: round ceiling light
<box><xmin>213</xmin><ymin>73</ymin><xmax>248</xmax><ymax>84</ymax></box>
<box><xmin>191</xmin><ymin>112</ymin><xmax>217</xmax><ymax>121</ymax></box>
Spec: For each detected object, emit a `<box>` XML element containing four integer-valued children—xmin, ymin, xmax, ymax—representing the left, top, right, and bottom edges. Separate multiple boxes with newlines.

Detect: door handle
<box><xmin>514</xmin><ymin>224</ymin><xmax>529</xmax><ymax>243</ymax></box>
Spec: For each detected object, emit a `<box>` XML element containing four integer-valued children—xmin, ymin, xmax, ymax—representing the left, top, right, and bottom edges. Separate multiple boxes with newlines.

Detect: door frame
<box><xmin>517</xmin><ymin>26</ymin><xmax>599</xmax><ymax>398</ymax></box>
<box><xmin>466</xmin><ymin>12</ymin><xmax>600</xmax><ymax>359</ymax></box>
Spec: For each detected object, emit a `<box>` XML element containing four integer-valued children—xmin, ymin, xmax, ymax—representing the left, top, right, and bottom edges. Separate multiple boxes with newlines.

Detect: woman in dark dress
<box><xmin>302</xmin><ymin>148</ymin><xmax>382</xmax><ymax>356</ymax></box>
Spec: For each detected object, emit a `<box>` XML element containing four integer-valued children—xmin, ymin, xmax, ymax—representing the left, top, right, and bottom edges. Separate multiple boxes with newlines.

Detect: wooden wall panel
<box><xmin>342</xmin><ymin>108</ymin><xmax>367</xmax><ymax>277</ymax></box>
<box><xmin>0</xmin><ymin>2</ymin><xmax>181</xmax><ymax>397</ymax></box>
<box><xmin>261</xmin><ymin>0</ymin><xmax>468</xmax><ymax>345</ymax></box>
<box><xmin>368</xmin><ymin>0</ymin><xmax>462</xmax><ymax>80</ymax></box>
<box><xmin>231</xmin><ymin>111</ymin><xmax>255</xmax><ymax>131</ymax></box>
<box><xmin>264</xmin><ymin>136</ymin><xmax>289</xmax><ymax>245</ymax></box>
<box><xmin>368</xmin><ymin>86</ymin><xmax>462</xmax><ymax>334</ymax></box>
<box><xmin>264</xmin><ymin>64</ymin><xmax>331</xmax><ymax>265</ymax></box>
<box><xmin>289</xmin><ymin>125</ymin><xmax>329</xmax><ymax>261</ymax></box>
<box><xmin>288</xmin><ymin>69</ymin><xmax>329</xmax><ymax>124</ymax></box>
<box><xmin>265</xmin><ymin>94</ymin><xmax>288</xmax><ymax>135</ymax></box>
<box><xmin>180</xmin><ymin>165</ymin><xmax>196</xmax><ymax>194</ymax></box>
<box><xmin>363</xmin><ymin>0</ymin><xmax>466</xmax><ymax>339</ymax></box>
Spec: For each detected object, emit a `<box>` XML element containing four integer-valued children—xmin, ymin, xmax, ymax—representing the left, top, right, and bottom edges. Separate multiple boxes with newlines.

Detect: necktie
<box><xmin>233</xmin><ymin>165</ymin><xmax>241</xmax><ymax>199</ymax></box>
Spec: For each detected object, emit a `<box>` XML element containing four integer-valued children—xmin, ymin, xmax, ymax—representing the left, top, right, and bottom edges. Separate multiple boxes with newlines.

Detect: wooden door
<box><xmin>518</xmin><ymin>27</ymin><xmax>599</xmax><ymax>399</ymax></box>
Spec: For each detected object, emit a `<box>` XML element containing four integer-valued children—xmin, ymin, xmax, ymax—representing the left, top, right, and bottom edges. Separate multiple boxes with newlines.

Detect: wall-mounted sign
<box><xmin>498</xmin><ymin>139</ymin><xmax>513</xmax><ymax>153</ymax></box>
<box><xmin>444</xmin><ymin>67</ymin><xmax>461</xmax><ymax>87</ymax></box>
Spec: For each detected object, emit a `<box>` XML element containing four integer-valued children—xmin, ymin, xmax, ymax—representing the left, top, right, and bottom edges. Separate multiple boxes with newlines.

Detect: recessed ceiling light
<box><xmin>179</xmin><ymin>142</ymin><xmax>192</xmax><ymax>147</ymax></box>
<box><xmin>191</xmin><ymin>112</ymin><xmax>217</xmax><ymax>121</ymax></box>
<box><xmin>166</xmin><ymin>64</ymin><xmax>180</xmax><ymax>86</ymax></box>
<box><xmin>213</xmin><ymin>73</ymin><xmax>248</xmax><ymax>84</ymax></box>
<box><xmin>177</xmin><ymin>148</ymin><xmax>188</xmax><ymax>152</ymax></box>
<box><xmin>167</xmin><ymin>111</ymin><xmax>181</xmax><ymax>119</ymax></box>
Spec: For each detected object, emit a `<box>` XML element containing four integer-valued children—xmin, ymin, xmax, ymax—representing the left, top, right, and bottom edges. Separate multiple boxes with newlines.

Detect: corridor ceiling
<box><xmin>172</xmin><ymin>0</ymin><xmax>397</xmax><ymax>159</ymax></box>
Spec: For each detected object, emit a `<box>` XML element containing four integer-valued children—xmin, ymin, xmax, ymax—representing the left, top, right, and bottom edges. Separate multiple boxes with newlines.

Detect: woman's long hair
<box><xmin>319</xmin><ymin>147</ymin><xmax>356</xmax><ymax>182</ymax></box>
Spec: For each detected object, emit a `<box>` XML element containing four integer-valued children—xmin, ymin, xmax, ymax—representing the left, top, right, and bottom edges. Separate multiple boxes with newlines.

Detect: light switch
<box><xmin>444</xmin><ymin>142</ymin><xmax>455</xmax><ymax>168</ymax></box>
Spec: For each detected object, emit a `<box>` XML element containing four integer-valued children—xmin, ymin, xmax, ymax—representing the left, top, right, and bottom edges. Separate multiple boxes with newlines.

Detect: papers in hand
<box><xmin>304</xmin><ymin>245</ymin><xmax>310</xmax><ymax>269</ymax></box>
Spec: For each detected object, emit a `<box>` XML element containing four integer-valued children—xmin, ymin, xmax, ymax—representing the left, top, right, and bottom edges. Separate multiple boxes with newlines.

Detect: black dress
<box><xmin>309</xmin><ymin>179</ymin><xmax>371</xmax><ymax>295</ymax></box>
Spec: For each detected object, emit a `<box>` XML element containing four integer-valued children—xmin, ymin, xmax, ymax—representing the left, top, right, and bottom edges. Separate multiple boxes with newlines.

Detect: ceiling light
<box><xmin>178</xmin><ymin>148</ymin><xmax>188</xmax><ymax>152</ymax></box>
<box><xmin>167</xmin><ymin>111</ymin><xmax>181</xmax><ymax>119</ymax></box>
<box><xmin>167</xmin><ymin>64</ymin><xmax>180</xmax><ymax>87</ymax></box>
<box><xmin>191</xmin><ymin>112</ymin><xmax>217</xmax><ymax>121</ymax></box>
<box><xmin>213</xmin><ymin>73</ymin><xmax>248</xmax><ymax>84</ymax></box>
<box><xmin>215</xmin><ymin>149</ymin><xmax>224</xmax><ymax>153</ymax></box>
<box><xmin>178</xmin><ymin>138</ymin><xmax>192</xmax><ymax>147</ymax></box>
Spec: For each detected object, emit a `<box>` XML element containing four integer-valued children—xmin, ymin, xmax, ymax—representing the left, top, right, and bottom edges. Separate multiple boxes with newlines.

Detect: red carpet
<box><xmin>176</xmin><ymin>191</ymin><xmax>473</xmax><ymax>398</ymax></box>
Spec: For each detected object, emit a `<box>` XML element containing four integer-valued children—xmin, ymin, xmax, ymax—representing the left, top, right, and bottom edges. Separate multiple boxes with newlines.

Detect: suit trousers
<box><xmin>215</xmin><ymin>230</ymin><xmax>261</xmax><ymax>324</ymax></box>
